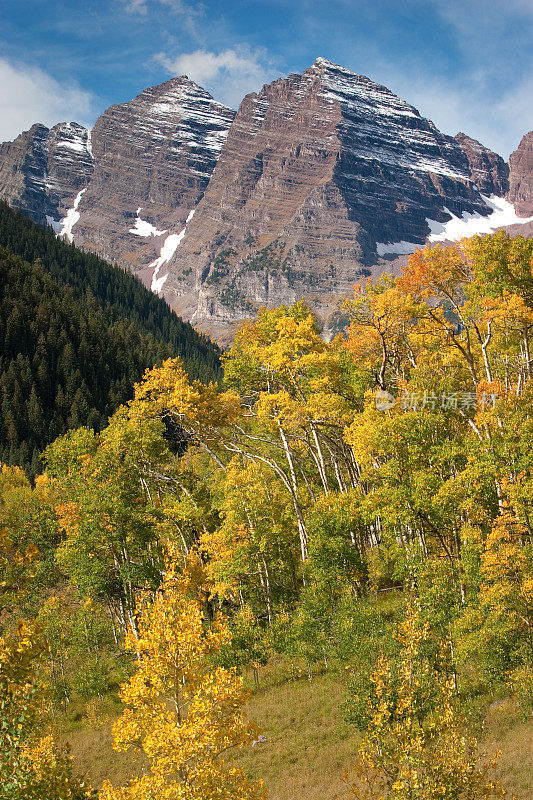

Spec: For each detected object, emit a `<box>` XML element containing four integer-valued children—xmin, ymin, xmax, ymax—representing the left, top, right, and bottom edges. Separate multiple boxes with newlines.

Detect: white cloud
<box><xmin>121</xmin><ymin>0</ymin><xmax>203</xmax><ymax>44</ymax></box>
<box><xmin>125</xmin><ymin>0</ymin><xmax>149</xmax><ymax>11</ymax></box>
<box><xmin>154</xmin><ymin>46</ymin><xmax>279</xmax><ymax>108</ymax></box>
<box><xmin>496</xmin><ymin>75</ymin><xmax>533</xmax><ymax>153</ymax></box>
<box><xmin>123</xmin><ymin>0</ymin><xmax>196</xmax><ymax>15</ymax></box>
<box><xmin>404</xmin><ymin>76</ymin><xmax>532</xmax><ymax>159</ymax></box>
<box><xmin>428</xmin><ymin>0</ymin><xmax>533</xmax><ymax>42</ymax></box>
<box><xmin>0</xmin><ymin>58</ymin><xmax>96</xmax><ymax>143</ymax></box>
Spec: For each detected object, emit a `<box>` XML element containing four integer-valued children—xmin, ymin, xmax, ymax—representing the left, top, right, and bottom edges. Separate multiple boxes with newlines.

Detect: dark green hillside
<box><xmin>0</xmin><ymin>202</ymin><xmax>221</xmax><ymax>383</ymax></box>
<box><xmin>0</xmin><ymin>203</ymin><xmax>221</xmax><ymax>476</ymax></box>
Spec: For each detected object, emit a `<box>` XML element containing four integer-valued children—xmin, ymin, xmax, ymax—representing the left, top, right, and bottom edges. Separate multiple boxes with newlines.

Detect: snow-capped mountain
<box><xmin>161</xmin><ymin>58</ymin><xmax>531</xmax><ymax>338</ymax></box>
<box><xmin>0</xmin><ymin>58</ymin><xmax>531</xmax><ymax>342</ymax></box>
<box><xmin>69</xmin><ymin>76</ymin><xmax>236</xmax><ymax>287</ymax></box>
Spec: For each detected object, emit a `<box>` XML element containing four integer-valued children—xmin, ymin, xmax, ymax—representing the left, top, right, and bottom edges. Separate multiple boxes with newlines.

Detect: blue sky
<box><xmin>0</xmin><ymin>0</ymin><xmax>532</xmax><ymax>157</ymax></box>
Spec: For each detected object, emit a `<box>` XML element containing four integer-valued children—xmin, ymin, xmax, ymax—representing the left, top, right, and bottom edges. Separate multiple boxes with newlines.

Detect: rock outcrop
<box><xmin>508</xmin><ymin>131</ymin><xmax>533</xmax><ymax>216</ymax></box>
<box><xmin>0</xmin><ymin>122</ymin><xmax>93</xmax><ymax>226</ymax></box>
<box><xmin>161</xmin><ymin>58</ymin><xmax>493</xmax><ymax>338</ymax></box>
<box><xmin>454</xmin><ymin>132</ymin><xmax>509</xmax><ymax>197</ymax></box>
<box><xmin>71</xmin><ymin>77</ymin><xmax>235</xmax><ymax>285</ymax></box>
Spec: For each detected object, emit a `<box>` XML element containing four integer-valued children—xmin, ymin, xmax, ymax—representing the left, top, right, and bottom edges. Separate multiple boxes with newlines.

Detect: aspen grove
<box><xmin>2</xmin><ymin>231</ymin><xmax>533</xmax><ymax>798</ymax></box>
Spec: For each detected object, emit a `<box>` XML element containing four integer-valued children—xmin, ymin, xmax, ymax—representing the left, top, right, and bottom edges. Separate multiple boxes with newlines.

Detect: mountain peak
<box><xmin>312</xmin><ymin>56</ymin><xmax>343</xmax><ymax>69</ymax></box>
<box><xmin>0</xmin><ymin>120</ymin><xmax>93</xmax><ymax>225</ymax></box>
<box><xmin>129</xmin><ymin>75</ymin><xmax>218</xmax><ymax>107</ymax></box>
<box><xmin>508</xmin><ymin>130</ymin><xmax>533</xmax><ymax>215</ymax></box>
<box><xmin>61</xmin><ymin>72</ymin><xmax>236</xmax><ymax>286</ymax></box>
<box><xmin>454</xmin><ymin>132</ymin><xmax>509</xmax><ymax>196</ymax></box>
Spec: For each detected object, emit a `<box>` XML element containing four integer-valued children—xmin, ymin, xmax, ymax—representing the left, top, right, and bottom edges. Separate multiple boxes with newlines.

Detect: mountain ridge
<box><xmin>0</xmin><ymin>57</ymin><xmax>531</xmax><ymax>341</ymax></box>
<box><xmin>0</xmin><ymin>121</ymin><xmax>93</xmax><ymax>227</ymax></box>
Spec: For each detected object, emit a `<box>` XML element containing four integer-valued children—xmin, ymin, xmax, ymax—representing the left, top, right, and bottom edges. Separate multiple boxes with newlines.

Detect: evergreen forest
<box><xmin>0</xmin><ymin>203</ymin><xmax>220</xmax><ymax>475</ymax></box>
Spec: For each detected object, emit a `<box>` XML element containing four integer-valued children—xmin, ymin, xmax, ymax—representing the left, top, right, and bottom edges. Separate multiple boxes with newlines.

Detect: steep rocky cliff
<box><xmin>0</xmin><ymin>122</ymin><xmax>93</xmax><ymax>226</ymax></box>
<box><xmin>454</xmin><ymin>132</ymin><xmax>509</xmax><ymax>196</ymax></box>
<box><xmin>161</xmin><ymin>58</ymin><xmax>494</xmax><ymax>337</ymax></box>
<box><xmin>70</xmin><ymin>77</ymin><xmax>235</xmax><ymax>286</ymax></box>
<box><xmin>508</xmin><ymin>131</ymin><xmax>533</xmax><ymax>216</ymax></box>
<box><xmin>1</xmin><ymin>60</ymin><xmax>532</xmax><ymax>343</ymax></box>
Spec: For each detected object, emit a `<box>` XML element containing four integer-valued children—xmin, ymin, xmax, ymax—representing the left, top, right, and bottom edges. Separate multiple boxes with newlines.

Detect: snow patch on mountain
<box><xmin>149</xmin><ymin>226</ymin><xmax>187</xmax><ymax>292</ymax></box>
<box><xmin>86</xmin><ymin>129</ymin><xmax>93</xmax><ymax>158</ymax></box>
<box><xmin>376</xmin><ymin>196</ymin><xmax>533</xmax><ymax>256</ymax></box>
<box><xmin>150</xmin><ymin>269</ymin><xmax>166</xmax><ymax>293</ymax></box>
<box><xmin>129</xmin><ymin>208</ymin><xmax>167</xmax><ymax>237</ymax></box>
<box><xmin>427</xmin><ymin>195</ymin><xmax>533</xmax><ymax>242</ymax></box>
<box><xmin>59</xmin><ymin>138</ymin><xmax>89</xmax><ymax>154</ymax></box>
<box><xmin>150</xmin><ymin>206</ymin><xmax>198</xmax><ymax>293</ymax></box>
<box><xmin>59</xmin><ymin>187</ymin><xmax>87</xmax><ymax>243</ymax></box>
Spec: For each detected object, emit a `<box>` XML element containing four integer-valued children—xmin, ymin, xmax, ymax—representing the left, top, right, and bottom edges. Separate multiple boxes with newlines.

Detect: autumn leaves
<box><xmin>3</xmin><ymin>230</ymin><xmax>533</xmax><ymax>798</ymax></box>
<box><xmin>101</xmin><ymin>548</ymin><xmax>264</xmax><ymax>800</ymax></box>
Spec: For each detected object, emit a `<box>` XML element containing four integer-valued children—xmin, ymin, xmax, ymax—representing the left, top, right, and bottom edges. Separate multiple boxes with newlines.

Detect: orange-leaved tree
<box><xmin>344</xmin><ymin>274</ymin><xmax>422</xmax><ymax>390</ymax></box>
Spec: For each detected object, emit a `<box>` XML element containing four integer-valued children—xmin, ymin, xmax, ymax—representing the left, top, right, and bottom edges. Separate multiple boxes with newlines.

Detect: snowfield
<box><xmin>59</xmin><ymin>187</ymin><xmax>88</xmax><ymax>243</ymax></box>
<box><xmin>129</xmin><ymin>208</ymin><xmax>167</xmax><ymax>237</ymax></box>
<box><xmin>376</xmin><ymin>195</ymin><xmax>533</xmax><ymax>256</ymax></box>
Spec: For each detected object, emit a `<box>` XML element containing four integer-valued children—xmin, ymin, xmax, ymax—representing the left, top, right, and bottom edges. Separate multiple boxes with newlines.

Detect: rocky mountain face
<box><xmin>1</xmin><ymin>59</ymin><xmax>532</xmax><ymax>342</ymax></box>
<box><xmin>161</xmin><ymin>58</ymin><xmax>496</xmax><ymax>337</ymax></box>
<box><xmin>0</xmin><ymin>122</ymin><xmax>93</xmax><ymax>226</ymax></box>
<box><xmin>454</xmin><ymin>132</ymin><xmax>509</xmax><ymax>196</ymax></box>
<box><xmin>508</xmin><ymin>131</ymin><xmax>533</xmax><ymax>215</ymax></box>
<box><xmin>70</xmin><ymin>77</ymin><xmax>235</xmax><ymax>286</ymax></box>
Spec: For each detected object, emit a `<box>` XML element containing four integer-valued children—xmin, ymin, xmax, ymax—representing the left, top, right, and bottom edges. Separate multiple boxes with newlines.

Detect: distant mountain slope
<box><xmin>69</xmin><ymin>77</ymin><xmax>236</xmax><ymax>287</ymax></box>
<box><xmin>0</xmin><ymin>203</ymin><xmax>221</xmax><ymax>476</ymax></box>
<box><xmin>0</xmin><ymin>122</ymin><xmax>94</xmax><ymax>226</ymax></box>
<box><xmin>508</xmin><ymin>131</ymin><xmax>533</xmax><ymax>216</ymax></box>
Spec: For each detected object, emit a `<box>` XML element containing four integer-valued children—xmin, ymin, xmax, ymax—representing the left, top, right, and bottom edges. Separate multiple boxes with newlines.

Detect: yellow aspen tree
<box><xmin>0</xmin><ymin>621</ymin><xmax>91</xmax><ymax>800</ymax></box>
<box><xmin>346</xmin><ymin>604</ymin><xmax>508</xmax><ymax>800</ymax></box>
<box><xmin>99</xmin><ymin>545</ymin><xmax>265</xmax><ymax>800</ymax></box>
<box><xmin>477</xmin><ymin>507</ymin><xmax>533</xmax><ymax>703</ymax></box>
<box><xmin>344</xmin><ymin>275</ymin><xmax>422</xmax><ymax>390</ymax></box>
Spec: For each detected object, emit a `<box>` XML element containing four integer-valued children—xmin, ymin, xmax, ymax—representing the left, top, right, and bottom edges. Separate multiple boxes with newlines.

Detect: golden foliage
<box><xmin>347</xmin><ymin>605</ymin><xmax>509</xmax><ymax>800</ymax></box>
<box><xmin>99</xmin><ymin>545</ymin><xmax>265</xmax><ymax>800</ymax></box>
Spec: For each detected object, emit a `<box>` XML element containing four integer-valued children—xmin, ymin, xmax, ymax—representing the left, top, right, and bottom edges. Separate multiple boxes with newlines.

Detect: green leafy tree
<box><xmin>347</xmin><ymin>605</ymin><xmax>507</xmax><ymax>800</ymax></box>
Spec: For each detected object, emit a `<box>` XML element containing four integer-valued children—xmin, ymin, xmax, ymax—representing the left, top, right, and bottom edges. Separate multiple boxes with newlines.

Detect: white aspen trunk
<box><xmin>524</xmin><ymin>330</ymin><xmax>532</xmax><ymax>380</ymax></box>
<box><xmin>310</xmin><ymin>424</ymin><xmax>329</xmax><ymax>494</ymax></box>
<box><xmin>278</xmin><ymin>423</ymin><xmax>308</xmax><ymax>562</ymax></box>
